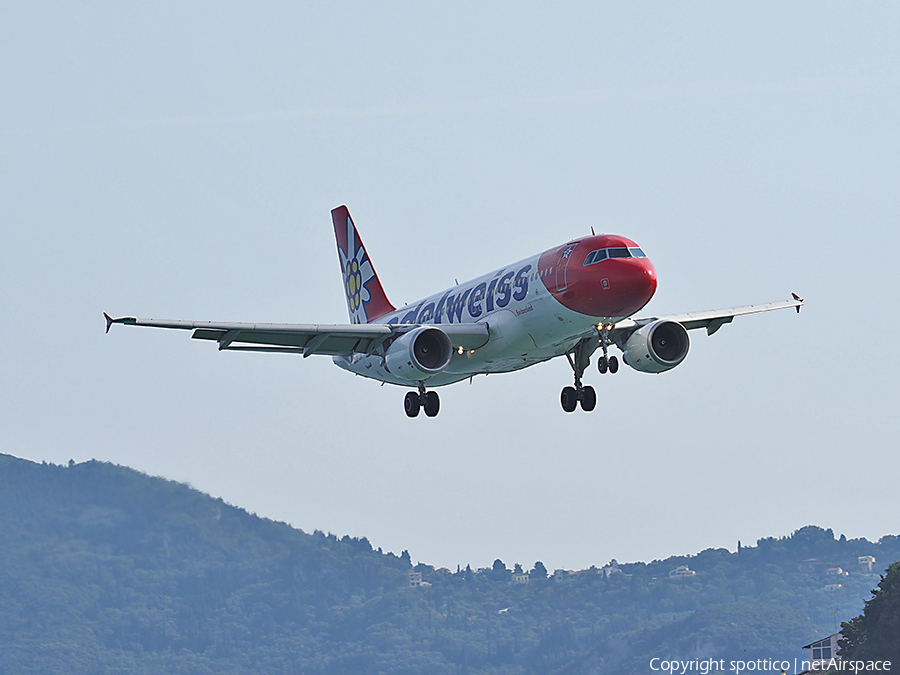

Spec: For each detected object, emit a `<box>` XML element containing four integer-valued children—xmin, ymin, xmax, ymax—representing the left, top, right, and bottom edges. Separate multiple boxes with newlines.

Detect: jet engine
<box><xmin>622</xmin><ymin>320</ymin><xmax>690</xmax><ymax>373</ymax></box>
<box><xmin>384</xmin><ymin>327</ymin><xmax>453</xmax><ymax>381</ymax></box>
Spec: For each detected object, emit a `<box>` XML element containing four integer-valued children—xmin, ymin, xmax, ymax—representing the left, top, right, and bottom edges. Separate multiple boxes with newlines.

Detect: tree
<box><xmin>530</xmin><ymin>561</ymin><xmax>548</xmax><ymax>580</ymax></box>
<box><xmin>839</xmin><ymin>561</ymin><xmax>900</xmax><ymax>664</ymax></box>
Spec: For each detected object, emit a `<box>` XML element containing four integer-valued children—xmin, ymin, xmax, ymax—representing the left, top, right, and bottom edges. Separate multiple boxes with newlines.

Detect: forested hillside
<box><xmin>1</xmin><ymin>453</ymin><xmax>897</xmax><ymax>674</ymax></box>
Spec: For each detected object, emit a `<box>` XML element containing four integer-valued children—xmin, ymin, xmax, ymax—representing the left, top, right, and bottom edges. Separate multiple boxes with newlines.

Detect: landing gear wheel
<box><xmin>580</xmin><ymin>385</ymin><xmax>596</xmax><ymax>412</ymax></box>
<box><xmin>423</xmin><ymin>391</ymin><xmax>440</xmax><ymax>417</ymax></box>
<box><xmin>404</xmin><ymin>391</ymin><xmax>420</xmax><ymax>418</ymax></box>
<box><xmin>608</xmin><ymin>356</ymin><xmax>619</xmax><ymax>374</ymax></box>
<box><xmin>597</xmin><ymin>356</ymin><xmax>608</xmax><ymax>374</ymax></box>
<box><xmin>561</xmin><ymin>386</ymin><xmax>578</xmax><ymax>413</ymax></box>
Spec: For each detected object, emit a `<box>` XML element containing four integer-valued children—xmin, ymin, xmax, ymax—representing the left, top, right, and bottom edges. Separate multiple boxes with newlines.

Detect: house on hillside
<box><xmin>797</xmin><ymin>558</ymin><xmax>821</xmax><ymax>572</ymax></box>
<box><xmin>600</xmin><ymin>560</ymin><xmax>624</xmax><ymax>578</ymax></box>
<box><xmin>408</xmin><ymin>571</ymin><xmax>431</xmax><ymax>588</ymax></box>
<box><xmin>512</xmin><ymin>571</ymin><xmax>529</xmax><ymax>584</ymax></box>
<box><xmin>825</xmin><ymin>567</ymin><xmax>848</xmax><ymax>576</ymax></box>
<box><xmin>858</xmin><ymin>555</ymin><xmax>876</xmax><ymax>573</ymax></box>
<box><xmin>797</xmin><ymin>632</ymin><xmax>842</xmax><ymax>674</ymax></box>
<box><xmin>668</xmin><ymin>565</ymin><xmax>696</xmax><ymax>578</ymax></box>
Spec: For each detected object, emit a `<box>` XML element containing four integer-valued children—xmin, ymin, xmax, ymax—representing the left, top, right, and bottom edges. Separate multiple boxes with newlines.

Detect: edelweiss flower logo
<box><xmin>338</xmin><ymin>216</ymin><xmax>376</xmax><ymax>324</ymax></box>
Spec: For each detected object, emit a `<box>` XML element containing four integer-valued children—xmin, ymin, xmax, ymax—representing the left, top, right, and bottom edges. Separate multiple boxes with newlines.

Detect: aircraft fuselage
<box><xmin>334</xmin><ymin>234</ymin><xmax>657</xmax><ymax>386</ymax></box>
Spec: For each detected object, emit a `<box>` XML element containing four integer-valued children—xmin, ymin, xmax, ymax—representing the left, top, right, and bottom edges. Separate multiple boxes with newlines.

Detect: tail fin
<box><xmin>331</xmin><ymin>205</ymin><xmax>396</xmax><ymax>324</ymax></box>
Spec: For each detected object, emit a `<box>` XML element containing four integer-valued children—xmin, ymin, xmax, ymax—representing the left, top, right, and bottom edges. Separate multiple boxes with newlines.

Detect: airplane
<box><xmin>105</xmin><ymin>205</ymin><xmax>803</xmax><ymax>417</ymax></box>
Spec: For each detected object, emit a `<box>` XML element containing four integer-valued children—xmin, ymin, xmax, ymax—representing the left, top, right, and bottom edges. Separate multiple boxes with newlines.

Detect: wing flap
<box><xmin>190</xmin><ymin>329</ymin><xmax>371</xmax><ymax>355</ymax></box>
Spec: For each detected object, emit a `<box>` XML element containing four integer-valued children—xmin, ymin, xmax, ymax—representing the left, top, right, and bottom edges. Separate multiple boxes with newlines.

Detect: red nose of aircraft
<box><xmin>540</xmin><ymin>236</ymin><xmax>658</xmax><ymax>319</ymax></box>
<box><xmin>609</xmin><ymin>255</ymin><xmax>657</xmax><ymax>316</ymax></box>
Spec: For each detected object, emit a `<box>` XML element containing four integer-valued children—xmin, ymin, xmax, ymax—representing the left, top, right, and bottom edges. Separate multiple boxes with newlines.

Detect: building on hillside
<box><xmin>858</xmin><ymin>555</ymin><xmax>876</xmax><ymax>573</ymax></box>
<box><xmin>600</xmin><ymin>560</ymin><xmax>624</xmax><ymax>578</ymax></box>
<box><xmin>408</xmin><ymin>571</ymin><xmax>430</xmax><ymax>588</ymax></box>
<box><xmin>824</xmin><ymin>583</ymin><xmax>843</xmax><ymax>591</ymax></box>
<box><xmin>512</xmin><ymin>572</ymin><xmax>529</xmax><ymax>584</ymax></box>
<box><xmin>825</xmin><ymin>567</ymin><xmax>848</xmax><ymax>576</ymax></box>
<box><xmin>797</xmin><ymin>558</ymin><xmax>820</xmax><ymax>573</ymax></box>
<box><xmin>668</xmin><ymin>565</ymin><xmax>696</xmax><ymax>578</ymax></box>
<box><xmin>798</xmin><ymin>632</ymin><xmax>841</xmax><ymax>674</ymax></box>
<box><xmin>553</xmin><ymin>569</ymin><xmax>574</xmax><ymax>580</ymax></box>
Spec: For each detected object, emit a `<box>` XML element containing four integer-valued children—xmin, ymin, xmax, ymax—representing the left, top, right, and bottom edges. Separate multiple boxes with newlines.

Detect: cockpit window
<box><xmin>584</xmin><ymin>246</ymin><xmax>645</xmax><ymax>265</ymax></box>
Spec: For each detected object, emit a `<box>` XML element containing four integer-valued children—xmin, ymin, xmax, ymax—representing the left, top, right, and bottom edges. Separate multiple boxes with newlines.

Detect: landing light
<box><xmin>457</xmin><ymin>346</ymin><xmax>464</xmax><ymax>355</ymax></box>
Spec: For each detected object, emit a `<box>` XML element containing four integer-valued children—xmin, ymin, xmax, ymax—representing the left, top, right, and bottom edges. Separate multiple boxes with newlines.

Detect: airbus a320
<box><xmin>105</xmin><ymin>205</ymin><xmax>802</xmax><ymax>417</ymax></box>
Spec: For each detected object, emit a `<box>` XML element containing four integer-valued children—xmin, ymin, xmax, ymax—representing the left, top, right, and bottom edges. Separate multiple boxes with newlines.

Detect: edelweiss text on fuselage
<box><xmin>385</xmin><ymin>265</ymin><xmax>532</xmax><ymax>325</ymax></box>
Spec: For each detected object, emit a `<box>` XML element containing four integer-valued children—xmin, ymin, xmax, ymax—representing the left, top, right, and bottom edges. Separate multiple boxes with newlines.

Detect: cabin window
<box><xmin>629</xmin><ymin>247</ymin><xmax>646</xmax><ymax>258</ymax></box>
<box><xmin>607</xmin><ymin>247</ymin><xmax>631</xmax><ymax>258</ymax></box>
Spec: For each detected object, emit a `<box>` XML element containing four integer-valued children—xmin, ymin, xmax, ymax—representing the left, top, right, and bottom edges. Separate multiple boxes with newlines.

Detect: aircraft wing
<box><xmin>611</xmin><ymin>294</ymin><xmax>803</xmax><ymax>337</ymax></box>
<box><xmin>103</xmin><ymin>314</ymin><xmax>490</xmax><ymax>356</ymax></box>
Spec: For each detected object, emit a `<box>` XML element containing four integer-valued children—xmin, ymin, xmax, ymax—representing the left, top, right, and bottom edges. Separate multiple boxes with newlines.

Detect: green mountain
<box><xmin>1</xmin><ymin>453</ymin><xmax>896</xmax><ymax>674</ymax></box>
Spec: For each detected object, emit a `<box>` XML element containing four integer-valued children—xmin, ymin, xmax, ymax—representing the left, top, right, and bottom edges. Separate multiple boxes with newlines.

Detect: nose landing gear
<box><xmin>597</xmin><ymin>355</ymin><xmax>619</xmax><ymax>374</ymax></box>
<box><xmin>597</xmin><ymin>324</ymin><xmax>619</xmax><ymax>374</ymax></box>
<box><xmin>404</xmin><ymin>383</ymin><xmax>440</xmax><ymax>418</ymax></box>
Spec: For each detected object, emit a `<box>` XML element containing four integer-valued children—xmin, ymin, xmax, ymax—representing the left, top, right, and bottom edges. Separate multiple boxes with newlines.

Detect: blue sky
<box><xmin>2</xmin><ymin>2</ymin><xmax>898</xmax><ymax>572</ymax></box>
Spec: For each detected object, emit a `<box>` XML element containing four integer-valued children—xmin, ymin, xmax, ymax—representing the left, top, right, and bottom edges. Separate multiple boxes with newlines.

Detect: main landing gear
<box><xmin>561</xmin><ymin>338</ymin><xmax>597</xmax><ymax>413</ymax></box>
<box><xmin>560</xmin><ymin>331</ymin><xmax>619</xmax><ymax>413</ymax></box>
<box><xmin>404</xmin><ymin>382</ymin><xmax>440</xmax><ymax>418</ymax></box>
<box><xmin>560</xmin><ymin>384</ymin><xmax>595</xmax><ymax>413</ymax></box>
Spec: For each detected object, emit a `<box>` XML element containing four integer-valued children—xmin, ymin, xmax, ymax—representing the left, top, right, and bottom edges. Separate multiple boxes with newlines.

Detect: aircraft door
<box><xmin>555</xmin><ymin>243</ymin><xmax>578</xmax><ymax>292</ymax></box>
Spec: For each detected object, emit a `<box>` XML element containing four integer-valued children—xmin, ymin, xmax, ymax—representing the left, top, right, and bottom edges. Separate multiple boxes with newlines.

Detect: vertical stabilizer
<box><xmin>331</xmin><ymin>206</ymin><xmax>396</xmax><ymax>324</ymax></box>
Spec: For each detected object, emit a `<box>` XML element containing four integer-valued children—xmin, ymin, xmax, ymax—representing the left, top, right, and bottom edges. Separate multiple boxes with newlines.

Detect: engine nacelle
<box><xmin>384</xmin><ymin>327</ymin><xmax>453</xmax><ymax>381</ymax></box>
<box><xmin>622</xmin><ymin>320</ymin><xmax>690</xmax><ymax>373</ymax></box>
